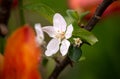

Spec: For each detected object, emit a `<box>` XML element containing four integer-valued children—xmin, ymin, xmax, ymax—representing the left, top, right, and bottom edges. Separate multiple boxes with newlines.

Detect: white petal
<box><xmin>45</xmin><ymin>38</ymin><xmax>60</xmax><ymax>56</ymax></box>
<box><xmin>53</xmin><ymin>13</ymin><xmax>67</xmax><ymax>32</ymax></box>
<box><xmin>65</xmin><ymin>24</ymin><xmax>73</xmax><ymax>39</ymax></box>
<box><xmin>42</xmin><ymin>26</ymin><xmax>56</xmax><ymax>37</ymax></box>
<box><xmin>36</xmin><ymin>36</ymin><xmax>43</xmax><ymax>45</ymax></box>
<box><xmin>60</xmin><ymin>39</ymin><xmax>70</xmax><ymax>56</ymax></box>
<box><xmin>45</xmin><ymin>50</ymin><xmax>54</xmax><ymax>56</ymax></box>
<box><xmin>35</xmin><ymin>23</ymin><xmax>44</xmax><ymax>40</ymax></box>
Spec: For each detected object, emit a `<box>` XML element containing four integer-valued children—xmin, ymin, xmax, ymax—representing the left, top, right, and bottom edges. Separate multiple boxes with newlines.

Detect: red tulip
<box><xmin>0</xmin><ymin>25</ymin><xmax>42</xmax><ymax>79</ymax></box>
<box><xmin>68</xmin><ymin>0</ymin><xmax>120</xmax><ymax>19</ymax></box>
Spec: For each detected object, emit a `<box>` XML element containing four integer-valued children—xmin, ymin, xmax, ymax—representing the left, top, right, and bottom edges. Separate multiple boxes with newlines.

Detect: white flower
<box><xmin>34</xmin><ymin>23</ymin><xmax>45</xmax><ymax>46</ymax></box>
<box><xmin>42</xmin><ymin>13</ymin><xmax>73</xmax><ymax>56</ymax></box>
<box><xmin>73</xmin><ymin>38</ymin><xmax>82</xmax><ymax>47</ymax></box>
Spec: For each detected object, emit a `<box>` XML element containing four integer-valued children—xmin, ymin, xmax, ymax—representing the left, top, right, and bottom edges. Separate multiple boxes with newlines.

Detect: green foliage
<box><xmin>42</xmin><ymin>57</ymin><xmax>48</xmax><ymax>67</ymax></box>
<box><xmin>66</xmin><ymin>10</ymin><xmax>89</xmax><ymax>24</ymax></box>
<box><xmin>66</xmin><ymin>10</ymin><xmax>95</xmax><ymax>46</ymax></box>
<box><xmin>68</xmin><ymin>45</ymin><xmax>82</xmax><ymax>62</ymax></box>
<box><xmin>65</xmin><ymin>10</ymin><xmax>96</xmax><ymax>46</ymax></box>
<box><xmin>66</xmin><ymin>10</ymin><xmax>79</xmax><ymax>22</ymax></box>
<box><xmin>79</xmin><ymin>56</ymin><xmax>86</xmax><ymax>61</ymax></box>
<box><xmin>65</xmin><ymin>9</ymin><xmax>79</xmax><ymax>25</ymax></box>
<box><xmin>64</xmin><ymin>15</ymin><xmax>120</xmax><ymax>79</ymax></box>
<box><xmin>23</xmin><ymin>3</ymin><xmax>55</xmax><ymax>24</ymax></box>
<box><xmin>72</xmin><ymin>24</ymin><xmax>98</xmax><ymax>45</ymax></box>
<box><xmin>78</xmin><ymin>11</ymin><xmax>90</xmax><ymax>21</ymax></box>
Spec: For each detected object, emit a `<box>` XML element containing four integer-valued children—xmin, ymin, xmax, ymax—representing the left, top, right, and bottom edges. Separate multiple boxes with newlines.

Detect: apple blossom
<box><xmin>42</xmin><ymin>13</ymin><xmax>73</xmax><ymax>56</ymax></box>
<box><xmin>34</xmin><ymin>23</ymin><xmax>45</xmax><ymax>46</ymax></box>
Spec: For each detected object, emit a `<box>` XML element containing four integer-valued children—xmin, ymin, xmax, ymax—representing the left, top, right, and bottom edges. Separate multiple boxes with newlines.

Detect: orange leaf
<box><xmin>2</xmin><ymin>25</ymin><xmax>42</xmax><ymax>79</ymax></box>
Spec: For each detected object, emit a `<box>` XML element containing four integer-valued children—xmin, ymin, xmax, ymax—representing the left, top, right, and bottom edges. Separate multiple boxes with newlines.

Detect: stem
<box><xmin>48</xmin><ymin>56</ymin><xmax>71</xmax><ymax>79</ymax></box>
<box><xmin>84</xmin><ymin>0</ymin><xmax>116</xmax><ymax>31</ymax></box>
<box><xmin>18</xmin><ymin>0</ymin><xmax>25</xmax><ymax>25</ymax></box>
<box><xmin>48</xmin><ymin>0</ymin><xmax>117</xmax><ymax>79</ymax></box>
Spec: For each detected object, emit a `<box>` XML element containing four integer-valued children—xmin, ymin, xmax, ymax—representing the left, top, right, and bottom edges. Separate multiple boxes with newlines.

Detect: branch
<box><xmin>84</xmin><ymin>0</ymin><xmax>116</xmax><ymax>31</ymax></box>
<box><xmin>48</xmin><ymin>56</ymin><xmax>71</xmax><ymax>79</ymax></box>
<box><xmin>48</xmin><ymin>0</ymin><xmax>117</xmax><ymax>79</ymax></box>
<box><xmin>0</xmin><ymin>0</ymin><xmax>13</xmax><ymax>37</ymax></box>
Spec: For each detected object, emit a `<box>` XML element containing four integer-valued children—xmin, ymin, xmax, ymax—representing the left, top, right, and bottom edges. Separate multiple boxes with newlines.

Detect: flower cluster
<box><xmin>35</xmin><ymin>13</ymin><xmax>82</xmax><ymax>56</ymax></box>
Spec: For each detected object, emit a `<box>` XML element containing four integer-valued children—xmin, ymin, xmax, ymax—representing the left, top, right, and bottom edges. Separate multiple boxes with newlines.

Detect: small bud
<box><xmin>73</xmin><ymin>38</ymin><xmax>82</xmax><ymax>47</ymax></box>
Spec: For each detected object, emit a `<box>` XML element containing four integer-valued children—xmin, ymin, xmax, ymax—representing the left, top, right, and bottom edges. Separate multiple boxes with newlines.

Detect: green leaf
<box><xmin>79</xmin><ymin>56</ymin><xmax>86</xmax><ymax>61</ymax></box>
<box><xmin>72</xmin><ymin>24</ymin><xmax>98</xmax><ymax>45</ymax></box>
<box><xmin>68</xmin><ymin>45</ymin><xmax>82</xmax><ymax>62</ymax></box>
<box><xmin>65</xmin><ymin>16</ymin><xmax>74</xmax><ymax>26</ymax></box>
<box><xmin>79</xmin><ymin>11</ymin><xmax>90</xmax><ymax>21</ymax></box>
<box><xmin>23</xmin><ymin>3</ymin><xmax>55</xmax><ymax>23</ymax></box>
<box><xmin>66</xmin><ymin>9</ymin><xmax>79</xmax><ymax>21</ymax></box>
<box><xmin>42</xmin><ymin>57</ymin><xmax>48</xmax><ymax>67</ymax></box>
<box><xmin>66</xmin><ymin>10</ymin><xmax>89</xmax><ymax>23</ymax></box>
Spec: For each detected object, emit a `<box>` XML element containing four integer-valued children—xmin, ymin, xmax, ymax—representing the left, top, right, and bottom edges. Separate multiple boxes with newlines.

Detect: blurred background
<box><xmin>0</xmin><ymin>0</ymin><xmax>120</xmax><ymax>79</ymax></box>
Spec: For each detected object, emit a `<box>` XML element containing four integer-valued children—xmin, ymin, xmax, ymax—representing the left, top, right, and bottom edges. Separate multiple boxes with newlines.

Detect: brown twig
<box><xmin>84</xmin><ymin>0</ymin><xmax>116</xmax><ymax>31</ymax></box>
<box><xmin>48</xmin><ymin>56</ymin><xmax>71</xmax><ymax>79</ymax></box>
<box><xmin>0</xmin><ymin>0</ymin><xmax>13</xmax><ymax>37</ymax></box>
<box><xmin>48</xmin><ymin>0</ymin><xmax>117</xmax><ymax>79</ymax></box>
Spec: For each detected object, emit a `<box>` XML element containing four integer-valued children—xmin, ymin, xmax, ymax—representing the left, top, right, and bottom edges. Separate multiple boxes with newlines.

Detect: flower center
<box><xmin>55</xmin><ymin>31</ymin><xmax>65</xmax><ymax>40</ymax></box>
